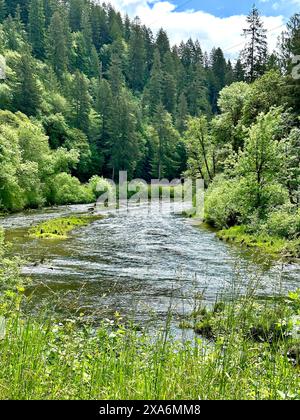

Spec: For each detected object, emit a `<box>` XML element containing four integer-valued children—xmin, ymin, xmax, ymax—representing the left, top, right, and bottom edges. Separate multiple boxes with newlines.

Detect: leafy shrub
<box><xmin>205</xmin><ymin>176</ymin><xmax>241</xmax><ymax>229</ymax></box>
<box><xmin>87</xmin><ymin>176</ymin><xmax>114</xmax><ymax>200</ymax></box>
<box><xmin>265</xmin><ymin>208</ymin><xmax>300</xmax><ymax>239</ymax></box>
<box><xmin>50</xmin><ymin>173</ymin><xmax>93</xmax><ymax>205</ymax></box>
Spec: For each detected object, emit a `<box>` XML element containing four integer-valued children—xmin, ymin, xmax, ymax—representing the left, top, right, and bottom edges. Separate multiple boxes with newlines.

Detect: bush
<box><xmin>265</xmin><ymin>208</ymin><xmax>300</xmax><ymax>239</ymax></box>
<box><xmin>87</xmin><ymin>176</ymin><xmax>114</xmax><ymax>200</ymax></box>
<box><xmin>205</xmin><ymin>176</ymin><xmax>241</xmax><ymax>229</ymax></box>
<box><xmin>50</xmin><ymin>173</ymin><xmax>93</xmax><ymax>205</ymax></box>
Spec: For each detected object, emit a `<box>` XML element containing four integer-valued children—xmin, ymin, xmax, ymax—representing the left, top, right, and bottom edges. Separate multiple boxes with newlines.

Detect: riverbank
<box><xmin>0</xmin><ymin>287</ymin><xmax>300</xmax><ymax>400</ymax></box>
<box><xmin>217</xmin><ymin>226</ymin><xmax>300</xmax><ymax>260</ymax></box>
<box><xmin>1</xmin><ymin>207</ymin><xmax>300</xmax><ymax>400</ymax></box>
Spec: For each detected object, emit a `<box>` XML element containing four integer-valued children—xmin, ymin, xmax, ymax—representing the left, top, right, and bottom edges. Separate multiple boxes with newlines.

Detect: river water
<box><xmin>1</xmin><ymin>202</ymin><xmax>300</xmax><ymax>326</ymax></box>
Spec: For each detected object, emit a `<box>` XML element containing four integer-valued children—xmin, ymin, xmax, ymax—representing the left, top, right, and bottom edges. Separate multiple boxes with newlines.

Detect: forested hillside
<box><xmin>0</xmin><ymin>0</ymin><xmax>299</xmax><ymax>245</ymax></box>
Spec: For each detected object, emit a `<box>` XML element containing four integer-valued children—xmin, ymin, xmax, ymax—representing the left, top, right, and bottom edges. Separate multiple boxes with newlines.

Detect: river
<box><xmin>1</xmin><ymin>202</ymin><xmax>300</xmax><ymax>327</ymax></box>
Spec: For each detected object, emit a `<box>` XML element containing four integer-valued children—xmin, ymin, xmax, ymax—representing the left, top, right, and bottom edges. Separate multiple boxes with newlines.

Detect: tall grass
<box><xmin>0</xmin><ymin>286</ymin><xmax>299</xmax><ymax>400</ymax></box>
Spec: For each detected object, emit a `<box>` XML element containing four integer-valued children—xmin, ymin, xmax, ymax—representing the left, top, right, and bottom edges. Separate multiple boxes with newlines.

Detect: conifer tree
<box><xmin>176</xmin><ymin>92</ymin><xmax>188</xmax><ymax>133</ymax></box>
<box><xmin>47</xmin><ymin>11</ymin><xmax>68</xmax><ymax>77</ymax></box>
<box><xmin>108</xmin><ymin>53</ymin><xmax>124</xmax><ymax>95</ymax></box>
<box><xmin>70</xmin><ymin>70</ymin><xmax>91</xmax><ymax>133</ymax></box>
<box><xmin>151</xmin><ymin>104</ymin><xmax>180</xmax><ymax>179</ymax></box>
<box><xmin>155</xmin><ymin>28</ymin><xmax>170</xmax><ymax>59</ymax></box>
<box><xmin>0</xmin><ymin>0</ymin><xmax>6</xmax><ymax>22</ymax></box>
<box><xmin>241</xmin><ymin>6</ymin><xmax>268</xmax><ymax>82</ymax></box>
<box><xmin>13</xmin><ymin>51</ymin><xmax>42</xmax><ymax>116</ymax></box>
<box><xmin>28</xmin><ymin>0</ymin><xmax>46</xmax><ymax>59</ymax></box>
<box><xmin>234</xmin><ymin>59</ymin><xmax>245</xmax><ymax>81</ymax></box>
<box><xmin>145</xmin><ymin>49</ymin><xmax>163</xmax><ymax>115</ymax></box>
<box><xmin>127</xmin><ymin>18</ymin><xmax>146</xmax><ymax>91</ymax></box>
<box><xmin>69</xmin><ymin>0</ymin><xmax>83</xmax><ymax>32</ymax></box>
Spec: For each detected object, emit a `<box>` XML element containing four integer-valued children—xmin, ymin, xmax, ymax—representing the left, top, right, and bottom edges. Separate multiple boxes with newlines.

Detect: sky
<box><xmin>100</xmin><ymin>0</ymin><xmax>300</xmax><ymax>58</ymax></box>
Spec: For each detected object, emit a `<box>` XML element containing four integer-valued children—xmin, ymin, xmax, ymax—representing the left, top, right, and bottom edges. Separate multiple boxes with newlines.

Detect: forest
<box><xmin>0</xmin><ymin>1</ymin><xmax>300</xmax><ymax>401</ymax></box>
<box><xmin>0</xmin><ymin>2</ymin><xmax>299</xmax><ymax>245</ymax></box>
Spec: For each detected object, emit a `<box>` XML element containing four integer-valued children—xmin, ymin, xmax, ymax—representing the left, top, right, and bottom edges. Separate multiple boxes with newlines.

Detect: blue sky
<box><xmin>107</xmin><ymin>0</ymin><xmax>299</xmax><ymax>57</ymax></box>
<box><xmin>169</xmin><ymin>0</ymin><xmax>299</xmax><ymax>18</ymax></box>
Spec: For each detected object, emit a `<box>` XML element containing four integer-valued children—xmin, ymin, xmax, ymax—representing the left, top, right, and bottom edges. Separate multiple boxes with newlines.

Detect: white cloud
<box><xmin>100</xmin><ymin>1</ymin><xmax>286</xmax><ymax>58</ymax></box>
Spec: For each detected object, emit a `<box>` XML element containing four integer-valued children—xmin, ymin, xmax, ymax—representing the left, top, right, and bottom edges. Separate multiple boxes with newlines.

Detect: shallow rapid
<box><xmin>1</xmin><ymin>202</ymin><xmax>300</xmax><ymax>325</ymax></box>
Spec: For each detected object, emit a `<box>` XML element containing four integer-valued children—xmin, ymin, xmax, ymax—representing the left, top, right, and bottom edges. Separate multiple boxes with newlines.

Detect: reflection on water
<box><xmin>1</xmin><ymin>203</ymin><xmax>300</xmax><ymax>326</ymax></box>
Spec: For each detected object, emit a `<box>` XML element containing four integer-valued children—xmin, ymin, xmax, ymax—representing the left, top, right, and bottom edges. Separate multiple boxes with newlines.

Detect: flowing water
<box><xmin>1</xmin><ymin>202</ymin><xmax>300</xmax><ymax>327</ymax></box>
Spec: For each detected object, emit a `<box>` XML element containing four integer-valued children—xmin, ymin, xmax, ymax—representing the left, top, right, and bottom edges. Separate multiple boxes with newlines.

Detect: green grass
<box><xmin>28</xmin><ymin>215</ymin><xmax>103</xmax><ymax>240</ymax></box>
<box><xmin>0</xmin><ymin>288</ymin><xmax>300</xmax><ymax>400</ymax></box>
<box><xmin>217</xmin><ymin>226</ymin><xmax>300</xmax><ymax>258</ymax></box>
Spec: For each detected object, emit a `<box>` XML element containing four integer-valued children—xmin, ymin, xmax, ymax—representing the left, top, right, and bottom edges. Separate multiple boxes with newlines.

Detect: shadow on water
<box><xmin>1</xmin><ymin>203</ymin><xmax>300</xmax><ymax>331</ymax></box>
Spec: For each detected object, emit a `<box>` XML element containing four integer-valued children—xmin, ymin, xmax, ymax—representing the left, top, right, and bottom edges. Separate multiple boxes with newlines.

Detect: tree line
<box><xmin>0</xmin><ymin>1</ymin><xmax>299</xmax><ymax>220</ymax></box>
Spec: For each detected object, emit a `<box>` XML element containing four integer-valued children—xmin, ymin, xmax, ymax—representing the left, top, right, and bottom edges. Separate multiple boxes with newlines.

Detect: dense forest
<box><xmin>0</xmin><ymin>0</ymin><xmax>299</xmax><ymax>245</ymax></box>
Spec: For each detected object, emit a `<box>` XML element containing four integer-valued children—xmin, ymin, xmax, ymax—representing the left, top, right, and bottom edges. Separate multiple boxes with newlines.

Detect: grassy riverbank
<box><xmin>216</xmin><ymin>226</ymin><xmax>300</xmax><ymax>259</ymax></box>
<box><xmin>1</xmin><ymin>225</ymin><xmax>300</xmax><ymax>400</ymax></box>
<box><xmin>28</xmin><ymin>215</ymin><xmax>103</xmax><ymax>240</ymax></box>
<box><xmin>0</xmin><ymin>287</ymin><xmax>300</xmax><ymax>400</ymax></box>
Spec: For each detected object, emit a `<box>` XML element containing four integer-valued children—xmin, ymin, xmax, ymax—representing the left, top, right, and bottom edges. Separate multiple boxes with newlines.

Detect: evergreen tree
<box><xmin>162</xmin><ymin>73</ymin><xmax>177</xmax><ymax>115</ymax></box>
<box><xmin>151</xmin><ymin>104</ymin><xmax>181</xmax><ymax>179</ymax></box>
<box><xmin>81</xmin><ymin>4</ymin><xmax>93</xmax><ymax>52</ymax></box>
<box><xmin>0</xmin><ymin>0</ymin><xmax>6</xmax><ymax>22</ymax></box>
<box><xmin>176</xmin><ymin>92</ymin><xmax>188</xmax><ymax>133</ymax></box>
<box><xmin>127</xmin><ymin>18</ymin><xmax>146</xmax><ymax>91</ymax></box>
<box><xmin>70</xmin><ymin>70</ymin><xmax>91</xmax><ymax>133</ymax></box>
<box><xmin>43</xmin><ymin>0</ymin><xmax>54</xmax><ymax>27</ymax></box>
<box><xmin>145</xmin><ymin>49</ymin><xmax>162</xmax><ymax>115</ymax></box>
<box><xmin>225</xmin><ymin>60</ymin><xmax>235</xmax><ymax>85</ymax></box>
<box><xmin>155</xmin><ymin>28</ymin><xmax>170</xmax><ymax>59</ymax></box>
<box><xmin>234</xmin><ymin>59</ymin><xmax>245</xmax><ymax>81</ymax></box>
<box><xmin>47</xmin><ymin>11</ymin><xmax>68</xmax><ymax>77</ymax></box>
<box><xmin>69</xmin><ymin>0</ymin><xmax>83</xmax><ymax>32</ymax></box>
<box><xmin>108</xmin><ymin>53</ymin><xmax>124</xmax><ymax>95</ymax></box>
<box><xmin>124</xmin><ymin>14</ymin><xmax>131</xmax><ymax>41</ymax></box>
<box><xmin>280</xmin><ymin>13</ymin><xmax>300</xmax><ymax>113</ymax></box>
<box><xmin>107</xmin><ymin>92</ymin><xmax>140</xmax><ymax>180</ymax></box>
<box><xmin>13</xmin><ymin>51</ymin><xmax>42</xmax><ymax>116</ymax></box>
<box><xmin>6</xmin><ymin>0</ymin><xmax>29</xmax><ymax>23</ymax></box>
<box><xmin>241</xmin><ymin>6</ymin><xmax>268</xmax><ymax>82</ymax></box>
<box><xmin>28</xmin><ymin>0</ymin><xmax>46</xmax><ymax>59</ymax></box>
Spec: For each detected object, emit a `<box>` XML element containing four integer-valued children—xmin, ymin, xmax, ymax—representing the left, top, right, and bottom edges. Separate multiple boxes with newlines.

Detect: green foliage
<box><xmin>48</xmin><ymin>172</ymin><xmax>93</xmax><ymax>205</ymax></box>
<box><xmin>29</xmin><ymin>215</ymin><xmax>102</xmax><ymax>239</ymax></box>
<box><xmin>205</xmin><ymin>176</ymin><xmax>242</xmax><ymax>229</ymax></box>
<box><xmin>0</xmin><ymin>287</ymin><xmax>300</xmax><ymax>399</ymax></box>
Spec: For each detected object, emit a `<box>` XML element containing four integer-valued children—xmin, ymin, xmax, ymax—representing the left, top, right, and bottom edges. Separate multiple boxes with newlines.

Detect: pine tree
<box><xmin>6</xmin><ymin>0</ymin><xmax>29</xmax><ymax>23</ymax></box>
<box><xmin>124</xmin><ymin>14</ymin><xmax>131</xmax><ymax>41</ymax></box>
<box><xmin>241</xmin><ymin>6</ymin><xmax>268</xmax><ymax>82</ymax></box>
<box><xmin>0</xmin><ymin>0</ymin><xmax>6</xmax><ymax>22</ymax></box>
<box><xmin>280</xmin><ymin>13</ymin><xmax>300</xmax><ymax>113</ymax></box>
<box><xmin>145</xmin><ymin>49</ymin><xmax>163</xmax><ymax>115</ymax></box>
<box><xmin>81</xmin><ymin>4</ymin><xmax>93</xmax><ymax>52</ymax></box>
<box><xmin>151</xmin><ymin>104</ymin><xmax>180</xmax><ymax>179</ymax></box>
<box><xmin>43</xmin><ymin>0</ymin><xmax>54</xmax><ymax>27</ymax></box>
<box><xmin>162</xmin><ymin>73</ymin><xmax>177</xmax><ymax>115</ymax></box>
<box><xmin>107</xmin><ymin>92</ymin><xmax>140</xmax><ymax>180</ymax></box>
<box><xmin>108</xmin><ymin>53</ymin><xmax>124</xmax><ymax>96</ymax></box>
<box><xmin>176</xmin><ymin>92</ymin><xmax>188</xmax><ymax>133</ymax></box>
<box><xmin>13</xmin><ymin>51</ymin><xmax>42</xmax><ymax>116</ymax></box>
<box><xmin>155</xmin><ymin>28</ymin><xmax>170</xmax><ymax>59</ymax></box>
<box><xmin>225</xmin><ymin>60</ymin><xmax>235</xmax><ymax>85</ymax></box>
<box><xmin>234</xmin><ymin>59</ymin><xmax>245</xmax><ymax>81</ymax></box>
<box><xmin>47</xmin><ymin>11</ymin><xmax>68</xmax><ymax>77</ymax></box>
<box><xmin>69</xmin><ymin>0</ymin><xmax>83</xmax><ymax>32</ymax></box>
<box><xmin>70</xmin><ymin>70</ymin><xmax>91</xmax><ymax>133</ymax></box>
<box><xmin>90</xmin><ymin>45</ymin><xmax>101</xmax><ymax>78</ymax></box>
<box><xmin>28</xmin><ymin>0</ymin><xmax>46</xmax><ymax>59</ymax></box>
<box><xmin>127</xmin><ymin>18</ymin><xmax>146</xmax><ymax>91</ymax></box>
<box><xmin>211</xmin><ymin>47</ymin><xmax>227</xmax><ymax>89</ymax></box>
